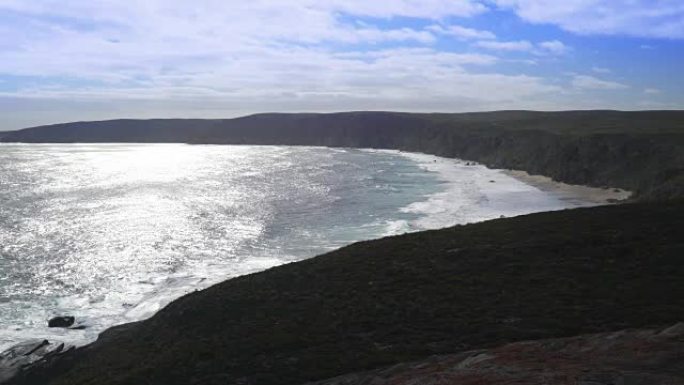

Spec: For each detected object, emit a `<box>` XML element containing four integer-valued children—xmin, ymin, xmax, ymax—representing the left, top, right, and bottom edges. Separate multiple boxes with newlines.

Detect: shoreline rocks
<box><xmin>0</xmin><ymin>340</ymin><xmax>71</xmax><ymax>383</ymax></box>
<box><xmin>47</xmin><ymin>317</ymin><xmax>74</xmax><ymax>329</ymax></box>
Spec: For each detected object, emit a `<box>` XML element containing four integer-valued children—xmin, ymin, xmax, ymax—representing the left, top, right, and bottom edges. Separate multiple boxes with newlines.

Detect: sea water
<box><xmin>0</xmin><ymin>144</ymin><xmax>589</xmax><ymax>350</ymax></box>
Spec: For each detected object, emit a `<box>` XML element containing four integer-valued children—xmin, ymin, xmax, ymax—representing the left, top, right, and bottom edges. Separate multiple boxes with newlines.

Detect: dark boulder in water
<box><xmin>48</xmin><ymin>317</ymin><xmax>74</xmax><ymax>328</ymax></box>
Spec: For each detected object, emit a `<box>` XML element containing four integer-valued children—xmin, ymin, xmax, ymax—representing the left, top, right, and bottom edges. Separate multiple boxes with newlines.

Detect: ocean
<box><xmin>0</xmin><ymin>143</ymin><xmax>589</xmax><ymax>350</ymax></box>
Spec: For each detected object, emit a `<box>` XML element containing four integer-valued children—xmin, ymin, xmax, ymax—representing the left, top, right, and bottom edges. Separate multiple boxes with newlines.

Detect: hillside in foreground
<box><xmin>8</xmin><ymin>201</ymin><xmax>684</xmax><ymax>385</ymax></box>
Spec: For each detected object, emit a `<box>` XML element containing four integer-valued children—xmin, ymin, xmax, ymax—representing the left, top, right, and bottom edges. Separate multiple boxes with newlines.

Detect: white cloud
<box><xmin>0</xmin><ymin>1</ymin><xmax>488</xmax><ymax>25</ymax></box>
<box><xmin>572</xmin><ymin>75</ymin><xmax>629</xmax><ymax>90</ymax></box>
<box><xmin>644</xmin><ymin>88</ymin><xmax>662</xmax><ymax>94</ymax></box>
<box><xmin>340</xmin><ymin>27</ymin><xmax>436</xmax><ymax>44</ymax></box>
<box><xmin>494</xmin><ymin>0</ymin><xmax>684</xmax><ymax>39</ymax></box>
<box><xmin>476</xmin><ymin>40</ymin><xmax>535</xmax><ymax>51</ymax></box>
<box><xmin>428</xmin><ymin>24</ymin><xmax>496</xmax><ymax>40</ymax></box>
<box><xmin>317</xmin><ymin>0</ymin><xmax>488</xmax><ymax>19</ymax></box>
<box><xmin>0</xmin><ymin>0</ymin><xmax>666</xmax><ymax>130</ymax></box>
<box><xmin>0</xmin><ymin>0</ymin><xmax>566</xmax><ymax>119</ymax></box>
<box><xmin>476</xmin><ymin>39</ymin><xmax>568</xmax><ymax>55</ymax></box>
<box><xmin>592</xmin><ymin>66</ymin><xmax>611</xmax><ymax>74</ymax></box>
<box><xmin>538</xmin><ymin>40</ymin><xmax>568</xmax><ymax>55</ymax></box>
<box><xmin>5</xmin><ymin>47</ymin><xmax>556</xmax><ymax>105</ymax></box>
<box><xmin>2</xmin><ymin>1</ymin><xmax>493</xmax><ymax>82</ymax></box>
<box><xmin>342</xmin><ymin>48</ymin><xmax>499</xmax><ymax>65</ymax></box>
<box><xmin>514</xmin><ymin>59</ymin><xmax>539</xmax><ymax>65</ymax></box>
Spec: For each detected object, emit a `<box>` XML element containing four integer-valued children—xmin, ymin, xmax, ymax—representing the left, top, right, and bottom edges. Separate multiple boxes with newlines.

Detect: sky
<box><xmin>0</xmin><ymin>0</ymin><xmax>683</xmax><ymax>130</ymax></box>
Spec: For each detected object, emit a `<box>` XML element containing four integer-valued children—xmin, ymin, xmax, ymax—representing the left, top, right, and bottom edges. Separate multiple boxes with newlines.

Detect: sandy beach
<box><xmin>503</xmin><ymin>169</ymin><xmax>632</xmax><ymax>205</ymax></box>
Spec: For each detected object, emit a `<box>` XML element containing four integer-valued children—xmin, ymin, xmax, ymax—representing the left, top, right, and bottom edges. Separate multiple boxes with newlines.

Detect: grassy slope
<box><xmin>14</xmin><ymin>201</ymin><xmax>684</xmax><ymax>385</ymax></box>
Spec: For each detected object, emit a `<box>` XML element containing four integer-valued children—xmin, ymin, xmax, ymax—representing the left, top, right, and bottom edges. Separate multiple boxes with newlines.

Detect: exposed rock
<box><xmin>0</xmin><ymin>340</ymin><xmax>68</xmax><ymax>383</ymax></box>
<box><xmin>47</xmin><ymin>317</ymin><xmax>74</xmax><ymax>328</ymax></box>
<box><xmin>308</xmin><ymin>323</ymin><xmax>684</xmax><ymax>385</ymax></box>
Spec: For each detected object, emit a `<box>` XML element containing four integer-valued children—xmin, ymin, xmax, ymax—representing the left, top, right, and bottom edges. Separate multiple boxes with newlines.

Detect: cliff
<box><xmin>2</xmin><ymin>111</ymin><xmax>684</xmax><ymax>200</ymax></box>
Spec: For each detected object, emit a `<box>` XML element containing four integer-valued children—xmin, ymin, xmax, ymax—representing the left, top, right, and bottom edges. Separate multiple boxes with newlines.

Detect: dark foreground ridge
<box><xmin>7</xmin><ymin>201</ymin><xmax>684</xmax><ymax>385</ymax></box>
<box><xmin>2</xmin><ymin>110</ymin><xmax>684</xmax><ymax>200</ymax></box>
<box><xmin>309</xmin><ymin>323</ymin><xmax>684</xmax><ymax>385</ymax></box>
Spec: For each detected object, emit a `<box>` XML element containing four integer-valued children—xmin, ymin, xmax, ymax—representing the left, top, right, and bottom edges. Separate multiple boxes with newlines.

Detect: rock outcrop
<box><xmin>0</xmin><ymin>341</ymin><xmax>71</xmax><ymax>383</ymax></box>
<box><xmin>47</xmin><ymin>317</ymin><xmax>74</xmax><ymax>329</ymax></box>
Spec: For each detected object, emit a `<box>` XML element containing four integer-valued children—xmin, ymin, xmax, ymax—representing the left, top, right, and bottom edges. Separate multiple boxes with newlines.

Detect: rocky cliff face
<box><xmin>2</xmin><ymin>111</ymin><xmax>684</xmax><ymax>200</ymax></box>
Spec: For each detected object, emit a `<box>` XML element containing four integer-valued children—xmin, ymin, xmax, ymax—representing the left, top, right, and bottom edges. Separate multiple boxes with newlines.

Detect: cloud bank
<box><xmin>495</xmin><ymin>0</ymin><xmax>684</xmax><ymax>39</ymax></box>
<box><xmin>0</xmin><ymin>0</ymin><xmax>681</xmax><ymax>129</ymax></box>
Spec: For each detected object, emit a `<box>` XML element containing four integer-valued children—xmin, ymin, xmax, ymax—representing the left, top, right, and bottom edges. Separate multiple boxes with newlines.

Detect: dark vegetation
<box><xmin>2</xmin><ymin>110</ymin><xmax>684</xmax><ymax>200</ymax></box>
<box><xmin>9</xmin><ymin>201</ymin><xmax>684</xmax><ymax>385</ymax></box>
<box><xmin>308</xmin><ymin>322</ymin><xmax>684</xmax><ymax>385</ymax></box>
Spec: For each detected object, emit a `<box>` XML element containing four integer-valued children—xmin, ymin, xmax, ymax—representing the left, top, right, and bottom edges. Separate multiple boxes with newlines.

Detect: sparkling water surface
<box><xmin>0</xmin><ymin>144</ymin><xmax>584</xmax><ymax>350</ymax></box>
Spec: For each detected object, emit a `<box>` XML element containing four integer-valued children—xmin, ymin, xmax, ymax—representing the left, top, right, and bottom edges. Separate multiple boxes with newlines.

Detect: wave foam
<box><xmin>375</xmin><ymin>150</ymin><xmax>594</xmax><ymax>234</ymax></box>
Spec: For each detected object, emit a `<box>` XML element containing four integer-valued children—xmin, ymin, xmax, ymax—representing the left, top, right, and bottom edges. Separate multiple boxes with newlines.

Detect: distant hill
<box><xmin>2</xmin><ymin>110</ymin><xmax>684</xmax><ymax>200</ymax></box>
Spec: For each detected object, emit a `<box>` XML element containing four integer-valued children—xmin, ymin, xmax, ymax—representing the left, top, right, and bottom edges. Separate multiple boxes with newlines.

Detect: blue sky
<box><xmin>0</xmin><ymin>0</ymin><xmax>683</xmax><ymax>130</ymax></box>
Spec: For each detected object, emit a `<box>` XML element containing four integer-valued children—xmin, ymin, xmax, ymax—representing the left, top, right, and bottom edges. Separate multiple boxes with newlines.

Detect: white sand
<box><xmin>502</xmin><ymin>169</ymin><xmax>632</xmax><ymax>205</ymax></box>
<box><xmin>385</xmin><ymin>150</ymin><xmax>634</xmax><ymax>230</ymax></box>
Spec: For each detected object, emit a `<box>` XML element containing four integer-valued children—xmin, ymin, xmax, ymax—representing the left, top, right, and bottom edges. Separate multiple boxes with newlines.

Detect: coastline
<box><xmin>5</xmin><ymin>146</ymin><xmax>615</xmax><ymax>355</ymax></box>
<box><xmin>4</xmin><ymin>111</ymin><xmax>684</xmax><ymax>202</ymax></box>
<box><xmin>1</xmin><ymin>149</ymin><xmax>641</xmax><ymax>383</ymax></box>
<box><xmin>502</xmin><ymin>169</ymin><xmax>632</xmax><ymax>205</ymax></box>
<box><xmin>1</xmin><ymin>110</ymin><xmax>682</xmax><ymax>383</ymax></box>
<box><xmin>0</xmin><ymin>148</ymin><xmax>633</xmax><ymax>353</ymax></box>
<box><xmin>388</xmin><ymin>150</ymin><xmax>632</xmax><ymax>228</ymax></box>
